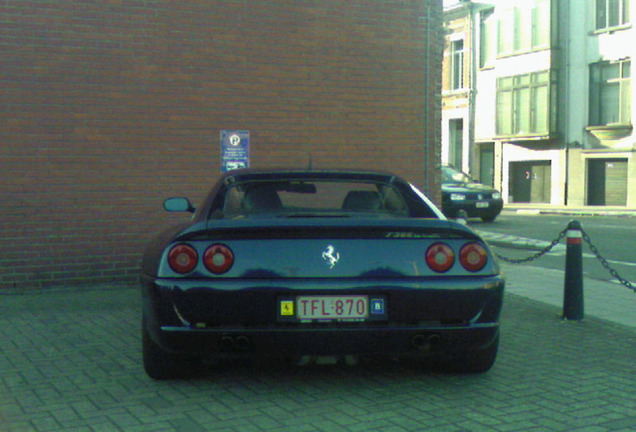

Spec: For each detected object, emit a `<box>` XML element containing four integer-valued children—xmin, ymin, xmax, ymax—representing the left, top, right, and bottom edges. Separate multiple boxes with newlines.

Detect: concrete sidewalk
<box><xmin>501</xmin><ymin>205</ymin><xmax>636</xmax><ymax>218</ymax></box>
<box><xmin>500</xmin><ymin>263</ymin><xmax>636</xmax><ymax>328</ymax></box>
<box><xmin>475</xmin><ymin>226</ymin><xmax>636</xmax><ymax>328</ymax></box>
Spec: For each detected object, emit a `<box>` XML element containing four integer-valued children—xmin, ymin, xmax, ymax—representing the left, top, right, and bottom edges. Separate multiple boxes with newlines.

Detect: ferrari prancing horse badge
<box><xmin>322</xmin><ymin>245</ymin><xmax>340</xmax><ymax>269</ymax></box>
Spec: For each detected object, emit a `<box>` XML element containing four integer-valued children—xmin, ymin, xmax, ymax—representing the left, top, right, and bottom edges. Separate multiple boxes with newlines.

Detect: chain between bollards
<box><xmin>493</xmin><ymin>219</ymin><xmax>635</xmax><ymax>320</ymax></box>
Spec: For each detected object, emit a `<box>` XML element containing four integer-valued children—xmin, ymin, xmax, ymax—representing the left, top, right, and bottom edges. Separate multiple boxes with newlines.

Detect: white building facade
<box><xmin>442</xmin><ymin>0</ymin><xmax>636</xmax><ymax>208</ymax></box>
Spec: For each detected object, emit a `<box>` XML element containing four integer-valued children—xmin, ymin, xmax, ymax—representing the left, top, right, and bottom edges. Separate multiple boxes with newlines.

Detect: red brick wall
<box><xmin>0</xmin><ymin>0</ymin><xmax>442</xmax><ymax>289</ymax></box>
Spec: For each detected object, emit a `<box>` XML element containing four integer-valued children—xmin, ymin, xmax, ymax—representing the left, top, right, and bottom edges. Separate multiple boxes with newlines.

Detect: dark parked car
<box><xmin>441</xmin><ymin>165</ymin><xmax>503</xmax><ymax>222</ymax></box>
<box><xmin>141</xmin><ymin>169</ymin><xmax>505</xmax><ymax>379</ymax></box>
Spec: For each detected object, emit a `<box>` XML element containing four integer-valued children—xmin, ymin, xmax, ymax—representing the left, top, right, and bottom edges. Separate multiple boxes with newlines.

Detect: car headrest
<box><xmin>342</xmin><ymin>191</ymin><xmax>383</xmax><ymax>211</ymax></box>
<box><xmin>242</xmin><ymin>186</ymin><xmax>283</xmax><ymax>212</ymax></box>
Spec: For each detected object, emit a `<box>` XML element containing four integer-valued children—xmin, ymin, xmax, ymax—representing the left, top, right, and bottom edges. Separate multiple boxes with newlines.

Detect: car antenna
<box><xmin>307</xmin><ymin>152</ymin><xmax>313</xmax><ymax>170</ymax></box>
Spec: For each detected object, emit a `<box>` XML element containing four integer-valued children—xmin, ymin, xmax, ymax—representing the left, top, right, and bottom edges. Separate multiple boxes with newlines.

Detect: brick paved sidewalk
<box><xmin>1</xmin><ymin>286</ymin><xmax>635</xmax><ymax>432</ymax></box>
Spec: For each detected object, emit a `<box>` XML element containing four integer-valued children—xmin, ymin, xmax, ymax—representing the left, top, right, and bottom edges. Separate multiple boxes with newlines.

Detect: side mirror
<box><xmin>163</xmin><ymin>197</ymin><xmax>195</xmax><ymax>213</ymax></box>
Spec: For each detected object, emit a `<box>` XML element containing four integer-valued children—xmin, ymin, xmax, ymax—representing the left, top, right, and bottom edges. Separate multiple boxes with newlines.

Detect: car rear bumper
<box><xmin>154</xmin><ymin>323</ymin><xmax>500</xmax><ymax>358</ymax></box>
<box><xmin>141</xmin><ymin>275</ymin><xmax>504</xmax><ymax>358</ymax></box>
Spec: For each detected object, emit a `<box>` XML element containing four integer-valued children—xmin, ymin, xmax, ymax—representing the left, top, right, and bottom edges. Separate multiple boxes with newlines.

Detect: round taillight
<box><xmin>203</xmin><ymin>244</ymin><xmax>234</xmax><ymax>274</ymax></box>
<box><xmin>459</xmin><ymin>243</ymin><xmax>488</xmax><ymax>272</ymax></box>
<box><xmin>168</xmin><ymin>244</ymin><xmax>198</xmax><ymax>274</ymax></box>
<box><xmin>426</xmin><ymin>243</ymin><xmax>455</xmax><ymax>273</ymax></box>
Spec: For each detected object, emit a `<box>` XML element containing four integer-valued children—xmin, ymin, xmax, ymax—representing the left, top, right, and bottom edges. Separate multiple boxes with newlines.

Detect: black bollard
<box><xmin>563</xmin><ymin>220</ymin><xmax>584</xmax><ymax>320</ymax></box>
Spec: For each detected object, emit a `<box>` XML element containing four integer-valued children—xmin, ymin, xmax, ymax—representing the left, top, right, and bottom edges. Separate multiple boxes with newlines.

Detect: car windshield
<box><xmin>442</xmin><ymin>166</ymin><xmax>475</xmax><ymax>184</ymax></box>
<box><xmin>219</xmin><ymin>179</ymin><xmax>412</xmax><ymax>218</ymax></box>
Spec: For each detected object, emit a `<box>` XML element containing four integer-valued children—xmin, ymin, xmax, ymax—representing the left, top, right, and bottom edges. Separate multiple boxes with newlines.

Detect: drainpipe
<box><xmin>562</xmin><ymin>0</ymin><xmax>570</xmax><ymax>206</ymax></box>
<box><xmin>419</xmin><ymin>7</ymin><xmax>431</xmax><ymax>197</ymax></box>
<box><xmin>468</xmin><ymin>1</ymin><xmax>477</xmax><ymax>178</ymax></box>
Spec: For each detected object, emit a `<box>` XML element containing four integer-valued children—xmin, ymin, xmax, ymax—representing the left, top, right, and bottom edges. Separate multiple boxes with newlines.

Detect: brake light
<box><xmin>168</xmin><ymin>244</ymin><xmax>198</xmax><ymax>274</ymax></box>
<box><xmin>426</xmin><ymin>243</ymin><xmax>455</xmax><ymax>273</ymax></box>
<box><xmin>459</xmin><ymin>243</ymin><xmax>488</xmax><ymax>272</ymax></box>
<box><xmin>204</xmin><ymin>244</ymin><xmax>234</xmax><ymax>274</ymax></box>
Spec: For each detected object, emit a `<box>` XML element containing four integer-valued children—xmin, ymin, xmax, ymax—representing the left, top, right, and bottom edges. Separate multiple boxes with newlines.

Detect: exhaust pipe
<box><xmin>220</xmin><ymin>336</ymin><xmax>234</xmax><ymax>351</ymax></box>
<box><xmin>234</xmin><ymin>335</ymin><xmax>250</xmax><ymax>351</ymax></box>
<box><xmin>411</xmin><ymin>334</ymin><xmax>428</xmax><ymax>349</ymax></box>
<box><xmin>427</xmin><ymin>334</ymin><xmax>441</xmax><ymax>346</ymax></box>
<box><xmin>219</xmin><ymin>335</ymin><xmax>251</xmax><ymax>351</ymax></box>
<box><xmin>411</xmin><ymin>334</ymin><xmax>441</xmax><ymax>350</ymax></box>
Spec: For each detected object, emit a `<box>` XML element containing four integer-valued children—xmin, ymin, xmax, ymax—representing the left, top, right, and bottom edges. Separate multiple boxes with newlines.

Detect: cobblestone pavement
<box><xmin>1</xmin><ymin>286</ymin><xmax>635</xmax><ymax>432</ymax></box>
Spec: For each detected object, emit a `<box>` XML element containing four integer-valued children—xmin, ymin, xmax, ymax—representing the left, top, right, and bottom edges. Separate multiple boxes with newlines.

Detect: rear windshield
<box><xmin>220</xmin><ymin>180</ymin><xmax>412</xmax><ymax>218</ymax></box>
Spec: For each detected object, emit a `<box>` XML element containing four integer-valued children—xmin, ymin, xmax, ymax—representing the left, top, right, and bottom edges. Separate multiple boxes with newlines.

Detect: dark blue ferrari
<box><xmin>141</xmin><ymin>169</ymin><xmax>505</xmax><ymax>379</ymax></box>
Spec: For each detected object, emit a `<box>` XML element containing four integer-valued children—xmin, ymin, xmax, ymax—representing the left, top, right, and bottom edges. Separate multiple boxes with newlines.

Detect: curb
<box><xmin>502</xmin><ymin>208</ymin><xmax>636</xmax><ymax>218</ymax></box>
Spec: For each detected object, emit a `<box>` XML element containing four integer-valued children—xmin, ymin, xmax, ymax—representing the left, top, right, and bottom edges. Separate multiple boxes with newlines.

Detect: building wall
<box><xmin>441</xmin><ymin>8</ymin><xmax>472</xmax><ymax>173</ymax></box>
<box><xmin>441</xmin><ymin>14</ymin><xmax>471</xmax><ymax>102</ymax></box>
<box><xmin>465</xmin><ymin>0</ymin><xmax>636</xmax><ymax>207</ymax></box>
<box><xmin>565</xmin><ymin>0</ymin><xmax>636</xmax><ymax>207</ymax></box>
<box><xmin>0</xmin><ymin>0</ymin><xmax>443</xmax><ymax>289</ymax></box>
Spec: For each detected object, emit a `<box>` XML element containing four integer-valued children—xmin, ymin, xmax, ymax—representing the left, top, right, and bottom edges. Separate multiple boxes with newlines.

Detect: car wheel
<box><xmin>437</xmin><ymin>334</ymin><xmax>499</xmax><ymax>373</ymax></box>
<box><xmin>481</xmin><ymin>214</ymin><xmax>497</xmax><ymax>222</ymax></box>
<box><xmin>142</xmin><ymin>320</ymin><xmax>199</xmax><ymax>380</ymax></box>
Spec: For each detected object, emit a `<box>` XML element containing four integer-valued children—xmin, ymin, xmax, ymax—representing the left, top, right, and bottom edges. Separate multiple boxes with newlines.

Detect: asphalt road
<box><xmin>470</xmin><ymin>213</ymin><xmax>636</xmax><ymax>285</ymax></box>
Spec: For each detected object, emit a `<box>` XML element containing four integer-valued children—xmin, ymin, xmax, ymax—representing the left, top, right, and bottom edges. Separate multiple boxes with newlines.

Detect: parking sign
<box><xmin>220</xmin><ymin>130</ymin><xmax>249</xmax><ymax>172</ymax></box>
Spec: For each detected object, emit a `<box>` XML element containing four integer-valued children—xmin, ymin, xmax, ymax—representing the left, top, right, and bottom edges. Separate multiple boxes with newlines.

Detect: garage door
<box><xmin>587</xmin><ymin>158</ymin><xmax>628</xmax><ymax>206</ymax></box>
